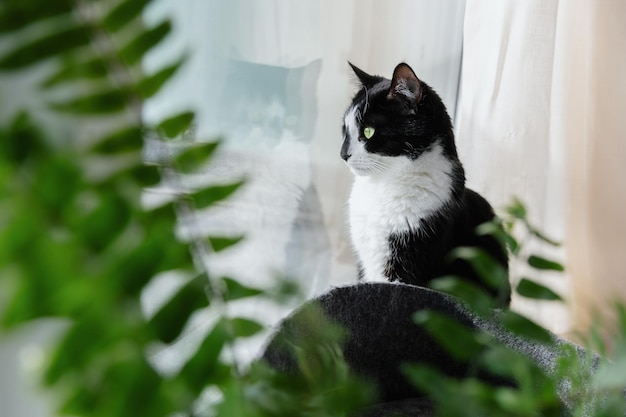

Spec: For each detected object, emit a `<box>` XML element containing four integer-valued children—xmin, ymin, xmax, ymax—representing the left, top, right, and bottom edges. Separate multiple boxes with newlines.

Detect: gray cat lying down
<box><xmin>261</xmin><ymin>283</ymin><xmax>609</xmax><ymax>417</ymax></box>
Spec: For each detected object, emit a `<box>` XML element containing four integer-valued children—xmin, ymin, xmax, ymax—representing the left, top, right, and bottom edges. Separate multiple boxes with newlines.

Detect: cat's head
<box><xmin>341</xmin><ymin>62</ymin><xmax>457</xmax><ymax>177</ymax></box>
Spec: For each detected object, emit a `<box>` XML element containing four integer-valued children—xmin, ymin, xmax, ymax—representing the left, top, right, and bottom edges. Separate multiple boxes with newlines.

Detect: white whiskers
<box><xmin>368</xmin><ymin>159</ymin><xmax>389</xmax><ymax>174</ymax></box>
<box><xmin>348</xmin><ymin>157</ymin><xmax>390</xmax><ymax>176</ymax></box>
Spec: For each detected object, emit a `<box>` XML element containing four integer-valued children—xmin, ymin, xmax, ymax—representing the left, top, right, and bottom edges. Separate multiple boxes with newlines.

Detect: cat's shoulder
<box><xmin>461</xmin><ymin>188</ymin><xmax>497</xmax><ymax>219</ymax></box>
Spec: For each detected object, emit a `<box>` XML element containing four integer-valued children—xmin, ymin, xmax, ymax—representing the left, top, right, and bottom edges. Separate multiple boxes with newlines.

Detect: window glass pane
<box><xmin>143</xmin><ymin>0</ymin><xmax>466</xmax><ymax>366</ymax></box>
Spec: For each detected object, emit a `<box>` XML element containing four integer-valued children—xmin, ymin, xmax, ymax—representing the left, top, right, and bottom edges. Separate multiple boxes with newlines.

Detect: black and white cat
<box><xmin>341</xmin><ymin>62</ymin><xmax>509</xmax><ymax>303</ymax></box>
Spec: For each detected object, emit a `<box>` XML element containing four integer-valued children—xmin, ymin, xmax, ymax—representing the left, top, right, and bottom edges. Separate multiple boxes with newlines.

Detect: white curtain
<box><xmin>458</xmin><ymin>0</ymin><xmax>626</xmax><ymax>337</ymax></box>
<box><xmin>554</xmin><ymin>0</ymin><xmax>626</xmax><ymax>335</ymax></box>
<box><xmin>456</xmin><ymin>0</ymin><xmax>570</xmax><ymax>333</ymax></box>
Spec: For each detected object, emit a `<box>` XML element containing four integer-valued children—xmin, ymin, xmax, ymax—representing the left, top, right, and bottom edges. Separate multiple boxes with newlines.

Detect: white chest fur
<box><xmin>347</xmin><ymin>144</ymin><xmax>455</xmax><ymax>282</ymax></box>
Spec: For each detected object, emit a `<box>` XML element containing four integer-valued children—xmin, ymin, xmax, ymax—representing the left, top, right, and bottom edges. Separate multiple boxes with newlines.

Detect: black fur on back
<box><xmin>387</xmin><ymin>189</ymin><xmax>510</xmax><ymax>306</ymax></box>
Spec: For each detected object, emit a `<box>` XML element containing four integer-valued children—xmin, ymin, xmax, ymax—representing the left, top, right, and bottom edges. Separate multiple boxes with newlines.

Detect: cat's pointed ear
<box><xmin>388</xmin><ymin>63</ymin><xmax>422</xmax><ymax>104</ymax></box>
<box><xmin>348</xmin><ymin>61</ymin><xmax>379</xmax><ymax>89</ymax></box>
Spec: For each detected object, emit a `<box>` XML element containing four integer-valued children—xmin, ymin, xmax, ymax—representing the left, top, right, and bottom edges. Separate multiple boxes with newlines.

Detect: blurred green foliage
<box><xmin>0</xmin><ymin>1</ymin><xmax>373</xmax><ymax>416</ymax></box>
<box><xmin>417</xmin><ymin>201</ymin><xmax>626</xmax><ymax>416</ymax></box>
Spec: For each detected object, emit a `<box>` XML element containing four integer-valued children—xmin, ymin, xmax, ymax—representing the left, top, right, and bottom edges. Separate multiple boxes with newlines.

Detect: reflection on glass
<box><xmin>204</xmin><ymin>58</ymin><xmax>328</xmax><ymax>293</ymax></box>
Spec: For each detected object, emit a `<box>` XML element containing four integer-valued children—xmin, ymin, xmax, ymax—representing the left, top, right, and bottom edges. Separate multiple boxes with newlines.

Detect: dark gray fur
<box><xmin>262</xmin><ymin>283</ymin><xmax>608</xmax><ymax>417</ymax></box>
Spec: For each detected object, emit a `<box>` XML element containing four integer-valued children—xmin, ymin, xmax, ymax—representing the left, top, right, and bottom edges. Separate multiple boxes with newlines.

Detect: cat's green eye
<box><xmin>363</xmin><ymin>126</ymin><xmax>375</xmax><ymax>139</ymax></box>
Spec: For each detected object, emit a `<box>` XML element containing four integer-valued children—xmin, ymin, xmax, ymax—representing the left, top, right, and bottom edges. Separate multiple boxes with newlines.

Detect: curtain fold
<box><xmin>457</xmin><ymin>0</ymin><xmax>569</xmax><ymax>334</ymax></box>
<box><xmin>554</xmin><ymin>0</ymin><xmax>626</xmax><ymax>335</ymax></box>
<box><xmin>459</xmin><ymin>0</ymin><xmax>626</xmax><ymax>337</ymax></box>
